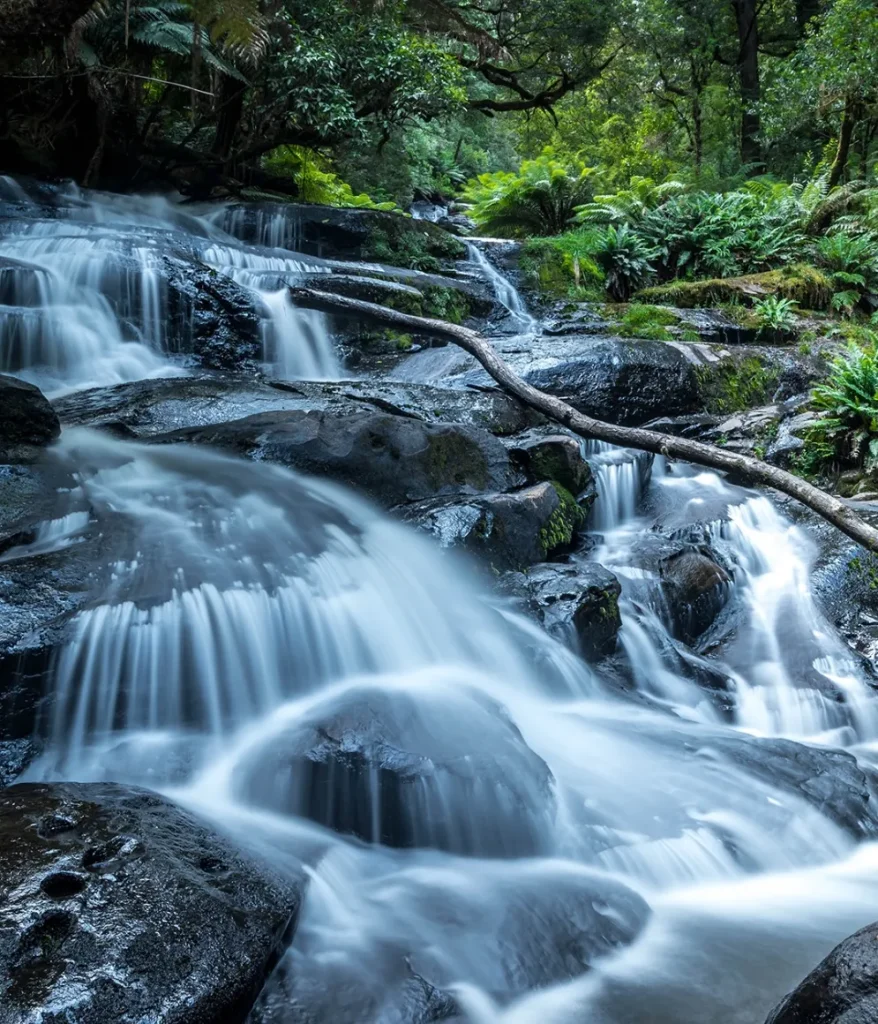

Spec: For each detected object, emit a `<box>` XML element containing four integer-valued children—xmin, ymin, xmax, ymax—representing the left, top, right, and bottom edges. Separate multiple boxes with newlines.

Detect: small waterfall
<box><xmin>466</xmin><ymin>240</ymin><xmax>536</xmax><ymax>330</ymax></box>
<box><xmin>0</xmin><ymin>182</ymin><xmax>339</xmax><ymax>392</ymax></box>
<box><xmin>587</xmin><ymin>445</ymin><xmax>654</xmax><ymax>533</ymax></box>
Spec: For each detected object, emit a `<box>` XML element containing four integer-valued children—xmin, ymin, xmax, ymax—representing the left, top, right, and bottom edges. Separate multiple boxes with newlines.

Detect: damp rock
<box><xmin>765</xmin><ymin>921</ymin><xmax>878</xmax><ymax>1024</ymax></box>
<box><xmin>0</xmin><ymin>783</ymin><xmax>302</xmax><ymax>1024</ymax></box>
<box><xmin>231</xmin><ymin>684</ymin><xmax>555</xmax><ymax>858</ymax></box>
<box><xmin>0</xmin><ymin>376</ymin><xmax>60</xmax><ymax>462</ymax></box>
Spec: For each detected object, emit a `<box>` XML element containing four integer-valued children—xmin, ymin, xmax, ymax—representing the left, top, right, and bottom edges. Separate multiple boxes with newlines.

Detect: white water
<box><xmin>0</xmin><ymin>178</ymin><xmax>340</xmax><ymax>393</ymax></box>
<box><xmin>6</xmin><ymin>192</ymin><xmax>878</xmax><ymax>1023</ymax></box>
<box><xmin>466</xmin><ymin>240</ymin><xmax>537</xmax><ymax>332</ymax></box>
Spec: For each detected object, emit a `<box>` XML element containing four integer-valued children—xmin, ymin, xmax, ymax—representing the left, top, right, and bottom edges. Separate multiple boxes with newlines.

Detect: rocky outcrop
<box><xmin>0</xmin><ymin>376</ymin><xmax>60</xmax><ymax>462</ymax></box>
<box><xmin>499</xmin><ymin>562</ymin><xmax>622</xmax><ymax>659</ymax></box>
<box><xmin>231</xmin><ymin>684</ymin><xmax>555</xmax><ymax>858</ymax></box>
<box><xmin>0</xmin><ymin>783</ymin><xmax>302</xmax><ymax>1024</ymax></box>
<box><xmin>765</xmin><ymin>922</ymin><xmax>878</xmax><ymax>1024</ymax></box>
<box><xmin>402</xmin><ymin>481</ymin><xmax>586</xmax><ymax>571</ymax></box>
<box><xmin>157</xmin><ymin>408</ymin><xmax>519</xmax><ymax>508</ymax></box>
<box><xmin>508</xmin><ymin>430</ymin><xmax>594</xmax><ymax>495</ymax></box>
<box><xmin>214</xmin><ymin>203</ymin><xmax>466</xmax><ymax>266</ymax></box>
<box><xmin>660</xmin><ymin>549</ymin><xmax>732</xmax><ymax>643</ymax></box>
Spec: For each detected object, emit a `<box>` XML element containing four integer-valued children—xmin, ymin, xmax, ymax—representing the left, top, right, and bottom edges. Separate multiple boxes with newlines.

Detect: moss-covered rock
<box><xmin>637</xmin><ymin>264</ymin><xmax>834</xmax><ymax>311</ymax></box>
<box><xmin>694</xmin><ymin>356</ymin><xmax>781</xmax><ymax>414</ymax></box>
<box><xmin>539</xmin><ymin>483</ymin><xmax>587</xmax><ymax>559</ymax></box>
<box><xmin>509</xmin><ymin>432</ymin><xmax>593</xmax><ymax>495</ymax></box>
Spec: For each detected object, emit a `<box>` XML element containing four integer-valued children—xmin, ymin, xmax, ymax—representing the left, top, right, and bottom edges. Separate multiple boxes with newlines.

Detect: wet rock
<box><xmin>765</xmin><ymin>921</ymin><xmax>878</xmax><ymax>1024</ymax></box>
<box><xmin>660</xmin><ymin>549</ymin><xmax>732</xmax><ymax>643</ymax></box>
<box><xmin>767</xmin><ymin>410</ymin><xmax>819</xmax><ymax>467</ymax></box>
<box><xmin>159</xmin><ymin>408</ymin><xmax>519</xmax><ymax>508</ymax></box>
<box><xmin>402</xmin><ymin>481</ymin><xmax>586</xmax><ymax>571</ymax></box>
<box><xmin>214</xmin><ymin>202</ymin><xmax>466</xmax><ymax>266</ymax></box>
<box><xmin>705</xmin><ymin>735</ymin><xmax>878</xmax><ymax>838</ymax></box>
<box><xmin>54</xmin><ymin>375</ymin><xmax>534</xmax><ymax>441</ymax></box>
<box><xmin>161</xmin><ymin>255</ymin><xmax>263</xmax><ymax>369</ymax></box>
<box><xmin>507</xmin><ymin>430</ymin><xmax>593</xmax><ymax>495</ymax></box>
<box><xmin>0</xmin><ymin>783</ymin><xmax>302</xmax><ymax>1024</ymax></box>
<box><xmin>498</xmin><ymin>562</ymin><xmax>622</xmax><ymax>659</ymax></box>
<box><xmin>232</xmin><ymin>684</ymin><xmax>555</xmax><ymax>858</ymax></box>
<box><xmin>0</xmin><ymin>376</ymin><xmax>60</xmax><ymax>461</ymax></box>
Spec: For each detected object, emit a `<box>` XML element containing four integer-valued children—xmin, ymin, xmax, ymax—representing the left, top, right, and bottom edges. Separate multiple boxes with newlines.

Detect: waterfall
<box><xmin>466</xmin><ymin>240</ymin><xmax>537</xmax><ymax>330</ymax></box>
<box><xmin>0</xmin><ymin>182</ymin><xmax>339</xmax><ymax>394</ymax></box>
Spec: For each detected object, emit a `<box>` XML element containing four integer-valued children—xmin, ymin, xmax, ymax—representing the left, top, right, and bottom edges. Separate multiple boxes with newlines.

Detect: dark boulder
<box><xmin>231</xmin><ymin>684</ymin><xmax>555</xmax><ymax>857</ymax></box>
<box><xmin>0</xmin><ymin>377</ymin><xmax>60</xmax><ymax>461</ymax></box>
<box><xmin>0</xmin><ymin>783</ymin><xmax>302</xmax><ymax>1024</ymax></box>
<box><xmin>498</xmin><ymin>562</ymin><xmax>622</xmax><ymax>660</ymax></box>
<box><xmin>508</xmin><ymin>430</ymin><xmax>594</xmax><ymax>495</ymax></box>
<box><xmin>765</xmin><ymin>922</ymin><xmax>878</xmax><ymax>1024</ymax></box>
<box><xmin>660</xmin><ymin>549</ymin><xmax>732</xmax><ymax>643</ymax></box>
<box><xmin>161</xmin><ymin>256</ymin><xmax>263</xmax><ymax>369</ymax></box>
<box><xmin>158</xmin><ymin>408</ymin><xmax>519</xmax><ymax>508</ymax></box>
<box><xmin>401</xmin><ymin>481</ymin><xmax>586</xmax><ymax>571</ymax></box>
<box><xmin>213</xmin><ymin>202</ymin><xmax>466</xmax><ymax>266</ymax></box>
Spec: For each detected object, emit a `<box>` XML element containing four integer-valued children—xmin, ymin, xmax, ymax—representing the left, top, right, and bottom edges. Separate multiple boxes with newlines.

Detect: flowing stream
<box><xmin>3</xmin><ymin>192</ymin><xmax>878</xmax><ymax>1023</ymax></box>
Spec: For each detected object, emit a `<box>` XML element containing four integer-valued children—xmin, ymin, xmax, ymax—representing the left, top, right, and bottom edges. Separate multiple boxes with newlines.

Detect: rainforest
<box><xmin>2</xmin><ymin>2</ymin><xmax>878</xmax><ymax>1023</ymax></box>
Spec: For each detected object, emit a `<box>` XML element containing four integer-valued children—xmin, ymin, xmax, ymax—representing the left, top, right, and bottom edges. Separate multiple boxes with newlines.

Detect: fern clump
<box><xmin>809</xmin><ymin>343</ymin><xmax>878</xmax><ymax>471</ymax></box>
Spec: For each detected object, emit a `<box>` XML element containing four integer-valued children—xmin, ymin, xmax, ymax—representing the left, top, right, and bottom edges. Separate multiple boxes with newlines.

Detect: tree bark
<box><xmin>289</xmin><ymin>286</ymin><xmax>878</xmax><ymax>555</ymax></box>
<box><xmin>829</xmin><ymin>98</ymin><xmax>859</xmax><ymax>189</ymax></box>
<box><xmin>731</xmin><ymin>0</ymin><xmax>763</xmax><ymax>171</ymax></box>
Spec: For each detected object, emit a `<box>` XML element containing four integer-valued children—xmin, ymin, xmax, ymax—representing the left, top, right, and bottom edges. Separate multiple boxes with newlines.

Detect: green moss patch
<box><xmin>695</xmin><ymin>356</ymin><xmax>780</xmax><ymax>414</ymax></box>
<box><xmin>637</xmin><ymin>264</ymin><xmax>834</xmax><ymax>311</ymax></box>
<box><xmin>539</xmin><ymin>483</ymin><xmax>587</xmax><ymax>557</ymax></box>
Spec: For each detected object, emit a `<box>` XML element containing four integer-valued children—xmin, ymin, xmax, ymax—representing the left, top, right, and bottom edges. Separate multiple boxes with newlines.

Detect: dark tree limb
<box><xmin>289</xmin><ymin>287</ymin><xmax>878</xmax><ymax>555</ymax></box>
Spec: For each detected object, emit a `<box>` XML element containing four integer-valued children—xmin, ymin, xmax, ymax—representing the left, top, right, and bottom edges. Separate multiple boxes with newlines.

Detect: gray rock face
<box><xmin>0</xmin><ymin>376</ymin><xmax>59</xmax><ymax>461</ymax></box>
<box><xmin>160</xmin><ymin>408</ymin><xmax>519</xmax><ymax>508</ymax></box>
<box><xmin>499</xmin><ymin>562</ymin><xmax>622</xmax><ymax>660</ymax></box>
<box><xmin>660</xmin><ymin>549</ymin><xmax>732</xmax><ymax>643</ymax></box>
<box><xmin>401</xmin><ymin>481</ymin><xmax>584</xmax><ymax>571</ymax></box>
<box><xmin>765</xmin><ymin>922</ymin><xmax>878</xmax><ymax>1024</ymax></box>
<box><xmin>0</xmin><ymin>783</ymin><xmax>302</xmax><ymax>1024</ymax></box>
<box><xmin>508</xmin><ymin>430</ymin><xmax>594</xmax><ymax>495</ymax></box>
<box><xmin>232</xmin><ymin>684</ymin><xmax>556</xmax><ymax>858</ymax></box>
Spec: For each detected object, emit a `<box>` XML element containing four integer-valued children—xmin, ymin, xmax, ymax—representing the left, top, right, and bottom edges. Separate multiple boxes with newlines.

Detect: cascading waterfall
<box><xmin>0</xmin><ymin>181</ymin><xmax>340</xmax><ymax>393</ymax></box>
<box><xmin>6</xmin><ymin>192</ymin><xmax>878</xmax><ymax>1024</ymax></box>
<box><xmin>466</xmin><ymin>240</ymin><xmax>537</xmax><ymax>331</ymax></box>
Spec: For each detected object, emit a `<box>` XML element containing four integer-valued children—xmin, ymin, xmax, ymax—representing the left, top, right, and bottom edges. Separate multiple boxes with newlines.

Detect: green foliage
<box><xmin>809</xmin><ymin>343</ymin><xmax>878</xmax><ymax>470</ymax></box>
<box><xmin>263</xmin><ymin>147</ymin><xmax>399</xmax><ymax>209</ymax></box>
<box><xmin>615</xmin><ymin>304</ymin><xmax>680</xmax><ymax>340</ymax></box>
<box><xmin>519</xmin><ymin>229</ymin><xmax>604</xmax><ymax>296</ymax></box>
<box><xmin>815</xmin><ymin>231</ymin><xmax>878</xmax><ymax>313</ymax></box>
<box><xmin>638</xmin><ymin>265</ymin><xmax>835</xmax><ymax>311</ymax></box>
<box><xmin>574</xmin><ymin>177</ymin><xmax>687</xmax><ymax>226</ymax></box>
<box><xmin>753</xmin><ymin>296</ymin><xmax>799</xmax><ymax>334</ymax></box>
<box><xmin>696</xmin><ymin>357</ymin><xmax>780</xmax><ymax>414</ymax></box>
<box><xmin>463</xmin><ymin>154</ymin><xmax>595</xmax><ymax>237</ymax></box>
<box><xmin>591</xmin><ymin>225</ymin><xmax>656</xmax><ymax>302</ymax></box>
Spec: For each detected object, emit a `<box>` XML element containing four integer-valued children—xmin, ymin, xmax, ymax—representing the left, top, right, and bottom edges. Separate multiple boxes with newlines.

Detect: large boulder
<box><xmin>250</xmin><ymin>861</ymin><xmax>650</xmax><ymax>1024</ymax></box>
<box><xmin>0</xmin><ymin>376</ymin><xmax>60</xmax><ymax>461</ymax></box>
<box><xmin>659</xmin><ymin>548</ymin><xmax>732</xmax><ymax>643</ymax></box>
<box><xmin>53</xmin><ymin>376</ymin><xmax>535</xmax><ymax>441</ymax></box>
<box><xmin>498</xmin><ymin>562</ymin><xmax>622</xmax><ymax>659</ymax></box>
<box><xmin>158</xmin><ymin>408</ymin><xmax>519</xmax><ymax>508</ymax></box>
<box><xmin>231</xmin><ymin>684</ymin><xmax>555</xmax><ymax>858</ymax></box>
<box><xmin>507</xmin><ymin>430</ymin><xmax>594</xmax><ymax>495</ymax></box>
<box><xmin>0</xmin><ymin>783</ymin><xmax>302</xmax><ymax>1024</ymax></box>
<box><xmin>401</xmin><ymin>481</ymin><xmax>586</xmax><ymax>571</ymax></box>
<box><xmin>213</xmin><ymin>203</ymin><xmax>466</xmax><ymax>267</ymax></box>
<box><xmin>765</xmin><ymin>922</ymin><xmax>878</xmax><ymax>1024</ymax></box>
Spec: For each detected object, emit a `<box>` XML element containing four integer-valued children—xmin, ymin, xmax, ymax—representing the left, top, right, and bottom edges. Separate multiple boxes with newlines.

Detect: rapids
<box><xmin>2</xmin><ymin>183</ymin><xmax>878</xmax><ymax>1023</ymax></box>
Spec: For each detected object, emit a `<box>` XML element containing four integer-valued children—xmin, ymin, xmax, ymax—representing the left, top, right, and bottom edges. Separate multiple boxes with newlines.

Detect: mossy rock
<box><xmin>694</xmin><ymin>356</ymin><xmax>781</xmax><ymax>415</ymax></box>
<box><xmin>539</xmin><ymin>483</ymin><xmax>587</xmax><ymax>559</ymax></box>
<box><xmin>637</xmin><ymin>264</ymin><xmax>834</xmax><ymax>311</ymax></box>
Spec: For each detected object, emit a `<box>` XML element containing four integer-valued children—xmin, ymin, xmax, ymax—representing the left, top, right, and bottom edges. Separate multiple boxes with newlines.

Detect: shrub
<box><xmin>592</xmin><ymin>225</ymin><xmax>656</xmax><ymax>302</ymax></box>
<box><xmin>810</xmin><ymin>344</ymin><xmax>878</xmax><ymax>469</ymax></box>
<box><xmin>519</xmin><ymin>229</ymin><xmax>605</xmax><ymax>297</ymax></box>
<box><xmin>815</xmin><ymin>230</ymin><xmax>878</xmax><ymax>313</ymax></box>
<box><xmin>573</xmin><ymin>176</ymin><xmax>687</xmax><ymax>226</ymax></box>
<box><xmin>463</xmin><ymin>154</ymin><xmax>595</xmax><ymax>238</ymax></box>
<box><xmin>753</xmin><ymin>295</ymin><xmax>799</xmax><ymax>334</ymax></box>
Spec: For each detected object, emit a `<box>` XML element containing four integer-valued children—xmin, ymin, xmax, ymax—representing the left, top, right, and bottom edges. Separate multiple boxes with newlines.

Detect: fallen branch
<box><xmin>289</xmin><ymin>286</ymin><xmax>878</xmax><ymax>554</ymax></box>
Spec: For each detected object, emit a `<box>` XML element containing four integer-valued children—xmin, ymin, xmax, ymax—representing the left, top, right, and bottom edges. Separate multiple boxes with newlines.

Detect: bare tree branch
<box><xmin>288</xmin><ymin>286</ymin><xmax>878</xmax><ymax>555</ymax></box>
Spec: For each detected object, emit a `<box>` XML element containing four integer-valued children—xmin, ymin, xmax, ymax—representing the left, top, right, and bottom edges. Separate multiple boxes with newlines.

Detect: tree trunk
<box><xmin>731</xmin><ymin>0</ymin><xmax>763</xmax><ymax>171</ymax></box>
<box><xmin>796</xmin><ymin>0</ymin><xmax>821</xmax><ymax>33</ymax></box>
<box><xmin>288</xmin><ymin>286</ymin><xmax>878</xmax><ymax>555</ymax></box>
<box><xmin>212</xmin><ymin>76</ymin><xmax>248</xmax><ymax>161</ymax></box>
<box><xmin>829</xmin><ymin>98</ymin><xmax>859</xmax><ymax>189</ymax></box>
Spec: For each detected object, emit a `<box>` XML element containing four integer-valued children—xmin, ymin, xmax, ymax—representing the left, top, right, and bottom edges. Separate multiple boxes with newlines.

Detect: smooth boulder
<box><xmin>0</xmin><ymin>376</ymin><xmax>60</xmax><ymax>460</ymax></box>
<box><xmin>231</xmin><ymin>684</ymin><xmax>555</xmax><ymax>857</ymax></box>
<box><xmin>765</xmin><ymin>922</ymin><xmax>878</xmax><ymax>1024</ymax></box>
<box><xmin>0</xmin><ymin>783</ymin><xmax>302</xmax><ymax>1024</ymax></box>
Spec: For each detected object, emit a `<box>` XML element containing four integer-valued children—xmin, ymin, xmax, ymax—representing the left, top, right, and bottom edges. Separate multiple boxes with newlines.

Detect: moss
<box><xmin>520</xmin><ymin>235</ymin><xmax>604</xmax><ymax>299</ymax></box>
<box><xmin>424</xmin><ymin>431</ymin><xmax>489</xmax><ymax>491</ymax></box>
<box><xmin>539</xmin><ymin>482</ymin><xmax>587</xmax><ymax>557</ymax></box>
<box><xmin>695</xmin><ymin>356</ymin><xmax>780</xmax><ymax>414</ymax></box>
<box><xmin>613</xmin><ymin>303</ymin><xmax>681</xmax><ymax>341</ymax></box>
<box><xmin>361</xmin><ymin>221</ymin><xmax>465</xmax><ymax>271</ymax></box>
<box><xmin>637</xmin><ymin>264</ymin><xmax>835</xmax><ymax>311</ymax></box>
<box><xmin>422</xmin><ymin>285</ymin><xmax>470</xmax><ymax>324</ymax></box>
